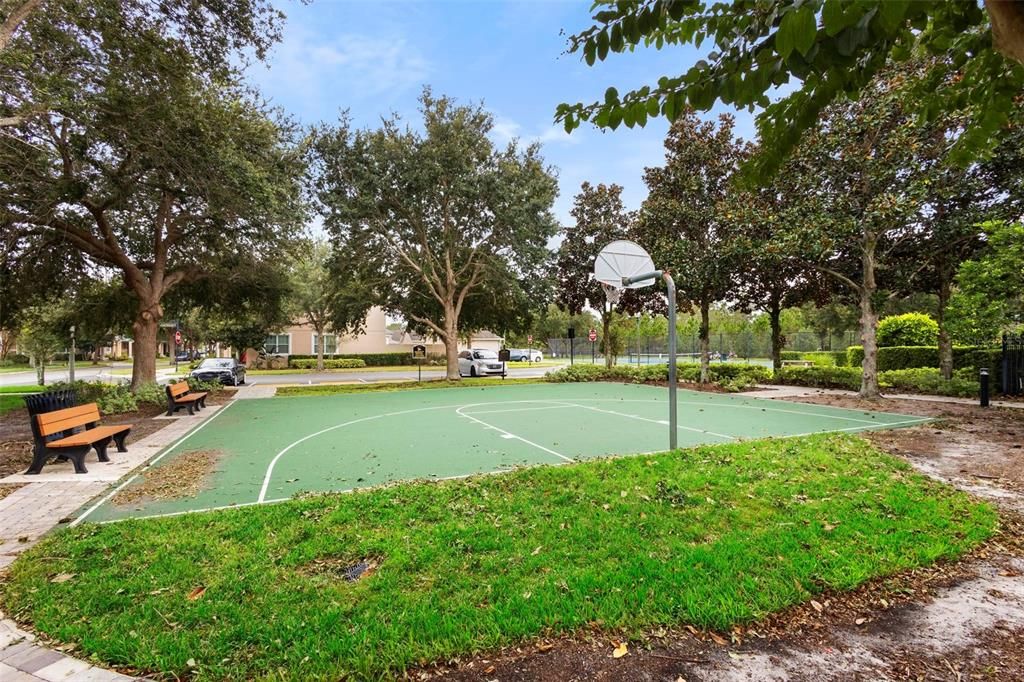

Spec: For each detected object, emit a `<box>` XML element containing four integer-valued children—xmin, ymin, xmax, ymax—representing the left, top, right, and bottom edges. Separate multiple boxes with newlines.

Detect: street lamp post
<box><xmin>69</xmin><ymin>325</ymin><xmax>76</xmax><ymax>383</ymax></box>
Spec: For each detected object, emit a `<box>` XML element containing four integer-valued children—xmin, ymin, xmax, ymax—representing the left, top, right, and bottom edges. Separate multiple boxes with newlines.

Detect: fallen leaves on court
<box><xmin>111</xmin><ymin>449</ymin><xmax>223</xmax><ymax>506</ymax></box>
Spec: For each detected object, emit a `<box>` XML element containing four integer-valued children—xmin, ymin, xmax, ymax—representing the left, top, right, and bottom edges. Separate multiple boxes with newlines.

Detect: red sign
<box><xmin>527</xmin><ymin>334</ymin><xmax>533</xmax><ymax>344</ymax></box>
<box><xmin>174</xmin><ymin>330</ymin><xmax>182</xmax><ymax>344</ymax></box>
<box><xmin>588</xmin><ymin>328</ymin><xmax>597</xmax><ymax>342</ymax></box>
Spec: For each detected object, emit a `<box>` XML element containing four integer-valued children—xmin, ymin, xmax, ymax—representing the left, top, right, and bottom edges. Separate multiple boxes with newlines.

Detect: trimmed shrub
<box><xmin>546</xmin><ymin>362</ymin><xmax>769</xmax><ymax>392</ymax></box>
<box><xmin>799</xmin><ymin>351</ymin><xmax>848</xmax><ymax>367</ymax></box>
<box><xmin>846</xmin><ymin>345</ymin><xmax>986</xmax><ymax>371</ymax></box>
<box><xmin>133</xmin><ymin>381</ymin><xmax>167</xmax><ymax>407</ymax></box>
<box><xmin>285</xmin><ymin>353</ymin><xmax>443</xmax><ymax>367</ymax></box>
<box><xmin>779</xmin><ymin>351</ymin><xmax>803</xmax><ymax>361</ymax></box>
<box><xmin>774</xmin><ymin>366</ymin><xmax>862</xmax><ymax>391</ymax></box>
<box><xmin>877</xmin><ymin>313</ymin><xmax>939</xmax><ymax>347</ymax></box>
<box><xmin>878</xmin><ymin>368</ymin><xmax>979</xmax><ymax>398</ymax></box>
<box><xmin>182</xmin><ymin>377</ymin><xmax>224</xmax><ymax>394</ymax></box>
<box><xmin>289</xmin><ymin>358</ymin><xmax>367</xmax><ymax>370</ymax></box>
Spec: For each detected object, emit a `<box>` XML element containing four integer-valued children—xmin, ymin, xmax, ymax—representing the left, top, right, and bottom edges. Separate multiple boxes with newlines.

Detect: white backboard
<box><xmin>593</xmin><ymin>240</ymin><xmax>656</xmax><ymax>289</ymax></box>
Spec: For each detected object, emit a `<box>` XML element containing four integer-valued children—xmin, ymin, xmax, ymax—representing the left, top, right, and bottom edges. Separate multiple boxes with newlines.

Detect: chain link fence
<box><xmin>546</xmin><ymin>331</ymin><xmax>859</xmax><ymax>363</ymax></box>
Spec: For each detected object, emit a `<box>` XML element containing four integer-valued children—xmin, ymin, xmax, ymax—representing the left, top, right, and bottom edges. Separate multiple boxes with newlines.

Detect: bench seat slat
<box><xmin>48</xmin><ymin>424</ymin><xmax>132</xmax><ymax>448</ymax></box>
<box><xmin>37</xmin><ymin>404</ymin><xmax>102</xmax><ymax>436</ymax></box>
<box><xmin>173</xmin><ymin>393</ymin><xmax>207</xmax><ymax>403</ymax></box>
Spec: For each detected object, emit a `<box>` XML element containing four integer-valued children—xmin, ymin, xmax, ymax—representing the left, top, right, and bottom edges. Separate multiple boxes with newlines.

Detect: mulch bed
<box><xmin>0</xmin><ymin>387</ymin><xmax>235</xmax><ymax>479</ymax></box>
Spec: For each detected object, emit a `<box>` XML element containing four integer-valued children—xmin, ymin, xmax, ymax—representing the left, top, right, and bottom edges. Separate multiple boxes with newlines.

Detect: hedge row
<box><xmin>777</xmin><ymin>351</ymin><xmax>849</xmax><ymax>366</ymax></box>
<box><xmin>289</xmin><ymin>358</ymin><xmax>366</xmax><ymax>369</ymax></box>
<box><xmin>546</xmin><ymin>363</ymin><xmax>771</xmax><ymax>392</ymax></box>
<box><xmin>774</xmin><ymin>366</ymin><xmax>982</xmax><ymax>398</ymax></box>
<box><xmin>285</xmin><ymin>352</ymin><xmax>445</xmax><ymax>367</ymax></box>
<box><xmin>845</xmin><ymin>345</ymin><xmax>997</xmax><ymax>372</ymax></box>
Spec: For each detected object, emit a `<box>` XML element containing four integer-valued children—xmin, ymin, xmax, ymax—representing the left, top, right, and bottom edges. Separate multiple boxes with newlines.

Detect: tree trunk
<box><xmin>444</xmin><ymin>310</ymin><xmax>460</xmax><ymax>381</ymax></box>
<box><xmin>858</xmin><ymin>237</ymin><xmax>880</xmax><ymax>399</ymax></box>
<box><xmin>602</xmin><ymin>310</ymin><xmax>613</xmax><ymax>368</ymax></box>
<box><xmin>937</xmin><ymin>274</ymin><xmax>953</xmax><ymax>381</ymax></box>
<box><xmin>315</xmin><ymin>324</ymin><xmax>325</xmax><ymax>371</ymax></box>
<box><xmin>769</xmin><ymin>300</ymin><xmax>784</xmax><ymax>372</ymax></box>
<box><xmin>130</xmin><ymin>298</ymin><xmax>162</xmax><ymax>390</ymax></box>
<box><xmin>699</xmin><ymin>300</ymin><xmax>710</xmax><ymax>384</ymax></box>
<box><xmin>35</xmin><ymin>359</ymin><xmax>44</xmax><ymax>386</ymax></box>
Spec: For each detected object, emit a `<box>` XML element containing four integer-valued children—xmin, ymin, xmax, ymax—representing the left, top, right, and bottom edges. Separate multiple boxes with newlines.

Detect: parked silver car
<box><xmin>458</xmin><ymin>349</ymin><xmax>505</xmax><ymax>377</ymax></box>
<box><xmin>508</xmin><ymin>348</ymin><xmax>543</xmax><ymax>362</ymax></box>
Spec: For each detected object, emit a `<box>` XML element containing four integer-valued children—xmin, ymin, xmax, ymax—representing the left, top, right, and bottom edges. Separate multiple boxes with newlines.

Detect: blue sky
<box><xmin>246</xmin><ymin>0</ymin><xmax>759</xmax><ymax>227</ymax></box>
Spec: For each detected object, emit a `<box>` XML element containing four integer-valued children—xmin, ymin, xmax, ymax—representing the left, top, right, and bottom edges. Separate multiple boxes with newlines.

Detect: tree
<box><xmin>312</xmin><ymin>91</ymin><xmax>559</xmax><ymax>380</ymax></box>
<box><xmin>636</xmin><ymin>111</ymin><xmax>748</xmax><ymax>382</ymax></box>
<box><xmin>557</xmin><ymin>1</ymin><xmax>1024</xmax><ymax>179</ymax></box>
<box><xmin>169</xmin><ymin>256</ymin><xmax>298</xmax><ymax>359</ymax></box>
<box><xmin>1</xmin><ymin>0</ymin><xmax>284</xmax><ymax>127</ymax></box>
<box><xmin>727</xmin><ymin>172</ymin><xmax>823</xmax><ymax>370</ymax></box>
<box><xmin>556</xmin><ymin>182</ymin><xmax>650</xmax><ymax>367</ymax></box>
<box><xmin>949</xmin><ymin>221</ymin><xmax>1024</xmax><ymax>342</ymax></box>
<box><xmin>18</xmin><ymin>303</ymin><xmax>66</xmax><ymax>385</ymax></box>
<box><xmin>0</xmin><ymin>6</ymin><xmax>306</xmax><ymax>389</ymax></box>
<box><xmin>290</xmin><ymin>241</ymin><xmax>335</xmax><ymax>371</ymax></box>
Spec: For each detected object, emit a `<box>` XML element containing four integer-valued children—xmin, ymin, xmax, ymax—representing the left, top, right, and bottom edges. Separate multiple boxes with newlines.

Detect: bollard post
<box><xmin>980</xmin><ymin>367</ymin><xmax>990</xmax><ymax>408</ymax></box>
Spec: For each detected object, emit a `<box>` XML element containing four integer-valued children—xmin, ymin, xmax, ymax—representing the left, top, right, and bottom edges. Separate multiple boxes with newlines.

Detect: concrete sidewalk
<box><xmin>747</xmin><ymin>383</ymin><xmax>1024</xmax><ymax>409</ymax></box>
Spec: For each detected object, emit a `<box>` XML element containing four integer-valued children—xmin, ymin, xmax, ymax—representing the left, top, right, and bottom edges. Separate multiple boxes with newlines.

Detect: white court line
<box><xmin>561</xmin><ymin>397</ymin><xmax>905</xmax><ymax>426</ymax></box>
<box><xmin>567</xmin><ymin>402</ymin><xmax>738</xmax><ymax>441</ymax></box>
<box><xmin>464</xmin><ymin>404</ymin><xmax>580</xmax><ymax>416</ymax></box>
<box><xmin>72</xmin><ymin>400</ymin><xmax>238</xmax><ymax>526</ymax></box>
<box><xmin>782</xmin><ymin>418</ymin><xmax>932</xmax><ymax>438</ymax></box>
<box><xmin>455</xmin><ymin>404</ymin><xmax>574</xmax><ymax>463</ymax></box>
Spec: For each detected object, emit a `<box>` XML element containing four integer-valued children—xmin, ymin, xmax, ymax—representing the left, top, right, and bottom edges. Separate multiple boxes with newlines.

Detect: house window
<box><xmin>264</xmin><ymin>334</ymin><xmax>290</xmax><ymax>355</ymax></box>
<box><xmin>312</xmin><ymin>334</ymin><xmax>337</xmax><ymax>355</ymax></box>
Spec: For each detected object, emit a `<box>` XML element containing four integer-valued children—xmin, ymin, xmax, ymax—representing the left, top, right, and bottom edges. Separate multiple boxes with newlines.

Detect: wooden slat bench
<box><xmin>165</xmin><ymin>381</ymin><xmax>208</xmax><ymax>416</ymax></box>
<box><xmin>781</xmin><ymin>360</ymin><xmax>815</xmax><ymax>368</ymax></box>
<box><xmin>27</xmin><ymin>403</ymin><xmax>132</xmax><ymax>475</ymax></box>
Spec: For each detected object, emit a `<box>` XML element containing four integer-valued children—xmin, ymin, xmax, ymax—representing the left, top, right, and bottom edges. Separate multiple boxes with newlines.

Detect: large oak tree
<box><xmin>312</xmin><ymin>91</ymin><xmax>559</xmax><ymax>380</ymax></box>
<box><xmin>0</xmin><ymin>4</ymin><xmax>305</xmax><ymax>388</ymax></box>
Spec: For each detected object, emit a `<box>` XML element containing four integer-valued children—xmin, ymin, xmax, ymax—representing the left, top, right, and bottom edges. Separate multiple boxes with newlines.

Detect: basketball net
<box><xmin>602</xmin><ymin>282</ymin><xmax>622</xmax><ymax>309</ymax></box>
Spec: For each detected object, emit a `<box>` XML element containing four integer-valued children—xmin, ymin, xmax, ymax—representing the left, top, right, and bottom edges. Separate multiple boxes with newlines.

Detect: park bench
<box><xmin>781</xmin><ymin>359</ymin><xmax>814</xmax><ymax>368</ymax></box>
<box><xmin>165</xmin><ymin>381</ymin><xmax>208</xmax><ymax>416</ymax></box>
<box><xmin>27</xmin><ymin>403</ymin><xmax>132</xmax><ymax>475</ymax></box>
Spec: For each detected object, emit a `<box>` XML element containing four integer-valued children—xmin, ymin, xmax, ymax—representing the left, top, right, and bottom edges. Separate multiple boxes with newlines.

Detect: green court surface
<box><xmin>79</xmin><ymin>383</ymin><xmax>930</xmax><ymax>523</ymax></box>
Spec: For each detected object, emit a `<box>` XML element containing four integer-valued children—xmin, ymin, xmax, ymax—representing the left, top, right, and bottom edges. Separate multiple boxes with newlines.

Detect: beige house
<box><xmin>257</xmin><ymin>307</ymin><xmax>504</xmax><ymax>360</ymax></box>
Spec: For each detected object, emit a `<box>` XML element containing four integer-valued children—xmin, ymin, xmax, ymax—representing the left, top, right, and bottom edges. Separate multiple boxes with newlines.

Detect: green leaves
<box><xmin>776</xmin><ymin>5</ymin><xmax>817</xmax><ymax>59</ymax></box>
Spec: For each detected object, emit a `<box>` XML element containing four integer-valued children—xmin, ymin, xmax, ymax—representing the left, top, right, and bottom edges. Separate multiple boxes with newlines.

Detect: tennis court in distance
<box><xmin>78</xmin><ymin>382</ymin><xmax>931</xmax><ymax>523</ymax></box>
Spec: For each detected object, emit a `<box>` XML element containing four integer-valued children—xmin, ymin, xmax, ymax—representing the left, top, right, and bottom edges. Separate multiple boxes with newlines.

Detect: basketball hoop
<box><xmin>602</xmin><ymin>282</ymin><xmax>622</xmax><ymax>308</ymax></box>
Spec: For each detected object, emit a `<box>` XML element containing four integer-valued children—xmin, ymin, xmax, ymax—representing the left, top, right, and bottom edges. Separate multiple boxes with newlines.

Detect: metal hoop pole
<box><xmin>621</xmin><ymin>270</ymin><xmax>677</xmax><ymax>451</ymax></box>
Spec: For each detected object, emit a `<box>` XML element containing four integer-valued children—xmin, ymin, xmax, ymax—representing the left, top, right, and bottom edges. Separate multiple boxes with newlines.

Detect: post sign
<box><xmin>498</xmin><ymin>348</ymin><xmax>511</xmax><ymax>362</ymax></box>
<box><xmin>588</xmin><ymin>328</ymin><xmax>597</xmax><ymax>342</ymax></box>
<box><xmin>174</xmin><ymin>330</ymin><xmax>182</xmax><ymax>344</ymax></box>
<box><xmin>411</xmin><ymin>344</ymin><xmax>427</xmax><ymax>359</ymax></box>
<box><xmin>567</xmin><ymin>326</ymin><xmax>575</xmax><ymax>339</ymax></box>
<box><xmin>527</xmin><ymin>334</ymin><xmax>533</xmax><ymax>344</ymax></box>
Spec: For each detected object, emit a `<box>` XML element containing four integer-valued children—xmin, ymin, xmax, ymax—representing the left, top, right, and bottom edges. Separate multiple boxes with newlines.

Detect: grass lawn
<box><xmin>1</xmin><ymin>434</ymin><xmax>994</xmax><ymax>680</ymax></box>
<box><xmin>275</xmin><ymin>377</ymin><xmax>547</xmax><ymax>396</ymax></box>
<box><xmin>0</xmin><ymin>385</ymin><xmax>42</xmax><ymax>415</ymax></box>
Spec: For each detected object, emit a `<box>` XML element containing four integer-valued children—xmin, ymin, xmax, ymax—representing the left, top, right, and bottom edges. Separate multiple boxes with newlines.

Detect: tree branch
<box><xmin>0</xmin><ymin>0</ymin><xmax>42</xmax><ymax>53</ymax></box>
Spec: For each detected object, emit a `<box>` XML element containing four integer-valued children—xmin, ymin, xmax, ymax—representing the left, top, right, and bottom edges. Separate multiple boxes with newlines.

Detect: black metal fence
<box><xmin>546</xmin><ymin>330</ymin><xmax>859</xmax><ymax>362</ymax></box>
<box><xmin>1003</xmin><ymin>333</ymin><xmax>1023</xmax><ymax>396</ymax></box>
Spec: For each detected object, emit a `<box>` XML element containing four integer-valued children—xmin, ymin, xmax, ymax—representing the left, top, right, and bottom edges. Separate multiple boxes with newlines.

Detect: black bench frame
<box><xmin>165</xmin><ymin>382</ymin><xmax>208</xmax><ymax>416</ymax></box>
<box><xmin>27</xmin><ymin>405</ymin><xmax>131</xmax><ymax>475</ymax></box>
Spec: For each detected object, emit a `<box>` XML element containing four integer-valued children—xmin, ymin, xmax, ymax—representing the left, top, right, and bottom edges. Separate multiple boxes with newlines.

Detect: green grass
<box><xmin>1</xmin><ymin>434</ymin><xmax>995</xmax><ymax>680</ymax></box>
<box><xmin>0</xmin><ymin>385</ymin><xmax>41</xmax><ymax>415</ymax></box>
<box><xmin>247</xmin><ymin>361</ymin><xmax>564</xmax><ymax>375</ymax></box>
<box><xmin>276</xmin><ymin>377</ymin><xmax>547</xmax><ymax>396</ymax></box>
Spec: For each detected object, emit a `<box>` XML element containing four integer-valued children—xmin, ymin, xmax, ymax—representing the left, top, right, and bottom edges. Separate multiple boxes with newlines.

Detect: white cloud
<box><xmin>248</xmin><ymin>23</ymin><xmax>430</xmax><ymax>120</ymax></box>
<box><xmin>490</xmin><ymin>117</ymin><xmax>583</xmax><ymax>148</ymax></box>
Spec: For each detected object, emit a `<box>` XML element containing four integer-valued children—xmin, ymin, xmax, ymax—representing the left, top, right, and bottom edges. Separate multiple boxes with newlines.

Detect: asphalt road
<box><xmin>0</xmin><ymin>362</ymin><xmax>559</xmax><ymax>387</ymax></box>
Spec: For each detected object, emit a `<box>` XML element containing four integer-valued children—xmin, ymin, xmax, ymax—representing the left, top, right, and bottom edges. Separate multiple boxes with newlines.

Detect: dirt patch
<box><xmin>111</xmin><ymin>449</ymin><xmax>223</xmax><ymax>507</ymax></box>
<box><xmin>0</xmin><ymin>483</ymin><xmax>24</xmax><ymax>501</ymax></box>
<box><xmin>778</xmin><ymin>393</ymin><xmax>1024</xmax><ymax>505</ymax></box>
<box><xmin>298</xmin><ymin>556</ymin><xmax>381</xmax><ymax>582</ymax></box>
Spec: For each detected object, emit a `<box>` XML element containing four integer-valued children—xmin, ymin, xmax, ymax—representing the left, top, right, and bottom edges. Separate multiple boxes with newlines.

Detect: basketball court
<box><xmin>76</xmin><ymin>382</ymin><xmax>931</xmax><ymax>524</ymax></box>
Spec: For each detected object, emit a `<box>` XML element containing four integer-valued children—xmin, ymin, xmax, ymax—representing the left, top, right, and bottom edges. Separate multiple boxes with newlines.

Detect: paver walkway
<box><xmin>0</xmin><ymin>404</ymin><xmax>229</xmax><ymax>680</ymax></box>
